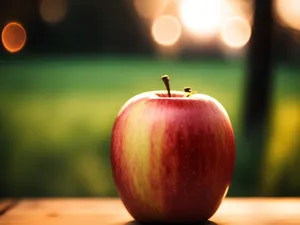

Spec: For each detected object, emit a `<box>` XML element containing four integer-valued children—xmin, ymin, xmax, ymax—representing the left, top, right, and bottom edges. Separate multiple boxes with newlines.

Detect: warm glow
<box><xmin>1</xmin><ymin>22</ymin><xmax>26</xmax><ymax>53</ymax></box>
<box><xmin>133</xmin><ymin>0</ymin><xmax>169</xmax><ymax>20</ymax></box>
<box><xmin>179</xmin><ymin>0</ymin><xmax>222</xmax><ymax>36</ymax></box>
<box><xmin>275</xmin><ymin>0</ymin><xmax>300</xmax><ymax>31</ymax></box>
<box><xmin>151</xmin><ymin>15</ymin><xmax>182</xmax><ymax>46</ymax></box>
<box><xmin>221</xmin><ymin>0</ymin><xmax>253</xmax><ymax>25</ymax></box>
<box><xmin>40</xmin><ymin>0</ymin><xmax>68</xmax><ymax>24</ymax></box>
<box><xmin>221</xmin><ymin>17</ymin><xmax>251</xmax><ymax>49</ymax></box>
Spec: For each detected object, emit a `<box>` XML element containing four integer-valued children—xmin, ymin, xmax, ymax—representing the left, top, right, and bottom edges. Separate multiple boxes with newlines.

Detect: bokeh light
<box><xmin>275</xmin><ymin>0</ymin><xmax>300</xmax><ymax>31</ymax></box>
<box><xmin>151</xmin><ymin>15</ymin><xmax>182</xmax><ymax>46</ymax></box>
<box><xmin>1</xmin><ymin>22</ymin><xmax>27</xmax><ymax>53</ymax></box>
<box><xmin>133</xmin><ymin>0</ymin><xmax>169</xmax><ymax>20</ymax></box>
<box><xmin>40</xmin><ymin>0</ymin><xmax>68</xmax><ymax>24</ymax></box>
<box><xmin>221</xmin><ymin>0</ymin><xmax>253</xmax><ymax>25</ymax></box>
<box><xmin>179</xmin><ymin>0</ymin><xmax>222</xmax><ymax>36</ymax></box>
<box><xmin>221</xmin><ymin>17</ymin><xmax>251</xmax><ymax>49</ymax></box>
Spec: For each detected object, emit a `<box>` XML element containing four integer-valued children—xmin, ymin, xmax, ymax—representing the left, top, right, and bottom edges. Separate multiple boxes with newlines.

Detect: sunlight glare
<box><xmin>133</xmin><ymin>0</ymin><xmax>169</xmax><ymax>20</ymax></box>
<box><xmin>221</xmin><ymin>17</ymin><xmax>251</xmax><ymax>49</ymax></box>
<box><xmin>275</xmin><ymin>0</ymin><xmax>300</xmax><ymax>31</ymax></box>
<box><xmin>179</xmin><ymin>0</ymin><xmax>222</xmax><ymax>36</ymax></box>
<box><xmin>151</xmin><ymin>15</ymin><xmax>182</xmax><ymax>46</ymax></box>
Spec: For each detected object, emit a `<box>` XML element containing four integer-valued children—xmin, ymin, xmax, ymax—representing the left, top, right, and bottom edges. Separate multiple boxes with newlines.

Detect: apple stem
<box><xmin>161</xmin><ymin>75</ymin><xmax>171</xmax><ymax>97</ymax></box>
<box><xmin>184</xmin><ymin>87</ymin><xmax>191</xmax><ymax>93</ymax></box>
<box><xmin>184</xmin><ymin>87</ymin><xmax>195</xmax><ymax>97</ymax></box>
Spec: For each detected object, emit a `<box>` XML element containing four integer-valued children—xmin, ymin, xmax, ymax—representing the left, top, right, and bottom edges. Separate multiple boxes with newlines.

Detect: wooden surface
<box><xmin>0</xmin><ymin>198</ymin><xmax>299</xmax><ymax>225</ymax></box>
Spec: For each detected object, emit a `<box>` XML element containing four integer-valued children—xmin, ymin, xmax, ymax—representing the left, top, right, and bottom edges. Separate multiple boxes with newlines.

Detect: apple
<box><xmin>110</xmin><ymin>75</ymin><xmax>235</xmax><ymax>223</ymax></box>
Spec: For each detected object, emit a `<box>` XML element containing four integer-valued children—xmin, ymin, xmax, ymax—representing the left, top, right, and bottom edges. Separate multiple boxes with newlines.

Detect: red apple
<box><xmin>110</xmin><ymin>75</ymin><xmax>235</xmax><ymax>223</ymax></box>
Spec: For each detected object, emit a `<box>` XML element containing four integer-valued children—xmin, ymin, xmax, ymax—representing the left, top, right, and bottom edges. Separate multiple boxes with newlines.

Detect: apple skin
<box><xmin>110</xmin><ymin>90</ymin><xmax>235</xmax><ymax>223</ymax></box>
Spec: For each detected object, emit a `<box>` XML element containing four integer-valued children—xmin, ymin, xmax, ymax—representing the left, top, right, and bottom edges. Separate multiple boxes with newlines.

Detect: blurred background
<box><xmin>0</xmin><ymin>0</ymin><xmax>299</xmax><ymax>197</ymax></box>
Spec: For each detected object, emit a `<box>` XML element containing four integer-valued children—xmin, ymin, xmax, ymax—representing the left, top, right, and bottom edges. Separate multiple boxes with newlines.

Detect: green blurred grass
<box><xmin>0</xmin><ymin>57</ymin><xmax>299</xmax><ymax>197</ymax></box>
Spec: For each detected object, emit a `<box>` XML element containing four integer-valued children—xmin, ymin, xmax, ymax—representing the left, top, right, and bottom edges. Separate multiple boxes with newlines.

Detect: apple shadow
<box><xmin>125</xmin><ymin>220</ymin><xmax>218</xmax><ymax>225</ymax></box>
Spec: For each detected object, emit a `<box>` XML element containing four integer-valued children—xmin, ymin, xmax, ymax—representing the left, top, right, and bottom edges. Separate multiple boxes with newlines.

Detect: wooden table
<box><xmin>0</xmin><ymin>198</ymin><xmax>299</xmax><ymax>225</ymax></box>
